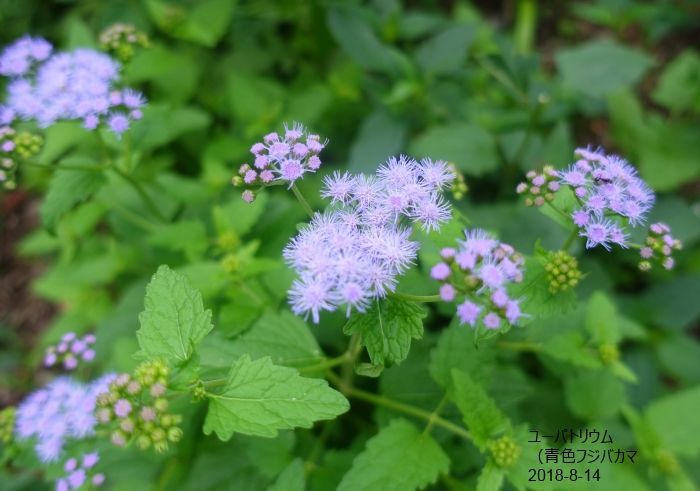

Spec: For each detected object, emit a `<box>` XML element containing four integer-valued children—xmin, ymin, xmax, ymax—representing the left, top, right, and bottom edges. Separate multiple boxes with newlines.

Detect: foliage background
<box><xmin>1</xmin><ymin>0</ymin><xmax>700</xmax><ymax>490</ymax></box>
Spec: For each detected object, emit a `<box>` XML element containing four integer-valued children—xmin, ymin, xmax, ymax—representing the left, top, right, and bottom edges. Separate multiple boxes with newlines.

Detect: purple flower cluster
<box><xmin>284</xmin><ymin>156</ymin><xmax>454</xmax><ymax>322</ymax></box>
<box><xmin>44</xmin><ymin>332</ymin><xmax>96</xmax><ymax>370</ymax></box>
<box><xmin>432</xmin><ymin>229</ymin><xmax>525</xmax><ymax>330</ymax></box>
<box><xmin>15</xmin><ymin>374</ymin><xmax>115</xmax><ymax>462</ymax></box>
<box><xmin>0</xmin><ymin>37</ymin><xmax>146</xmax><ymax>136</ymax></box>
<box><xmin>56</xmin><ymin>452</ymin><xmax>105</xmax><ymax>491</ymax></box>
<box><xmin>557</xmin><ymin>147</ymin><xmax>654</xmax><ymax>250</ymax></box>
<box><xmin>639</xmin><ymin>222</ymin><xmax>682</xmax><ymax>271</ymax></box>
<box><xmin>242</xmin><ymin>122</ymin><xmax>326</xmax><ymax>191</ymax></box>
<box><xmin>0</xmin><ymin>35</ymin><xmax>52</xmax><ymax>76</ymax></box>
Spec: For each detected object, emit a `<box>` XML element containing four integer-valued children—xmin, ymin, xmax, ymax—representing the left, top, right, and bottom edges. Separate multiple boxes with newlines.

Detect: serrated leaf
<box><xmin>451</xmin><ymin>369</ymin><xmax>509</xmax><ymax>448</ymax></box>
<box><xmin>476</xmin><ymin>462</ymin><xmax>504</xmax><ymax>491</ymax></box>
<box><xmin>610</xmin><ymin>361</ymin><xmax>638</xmax><ymax>383</ymax></box>
<box><xmin>343</xmin><ymin>297</ymin><xmax>426</xmax><ymax>366</ymax></box>
<box><xmin>136</xmin><ymin>265</ymin><xmax>213</xmax><ymax>365</ymax></box>
<box><xmin>511</xmin><ymin>255</ymin><xmax>577</xmax><ymax>320</ymax></box>
<box><xmin>337</xmin><ymin>419</ymin><xmax>449</xmax><ymax>491</ymax></box>
<box><xmin>348</xmin><ymin>109</ymin><xmax>407</xmax><ymax>173</ymax></box>
<box><xmin>645</xmin><ymin>386</ymin><xmax>700</xmax><ymax>457</ymax></box>
<box><xmin>203</xmin><ymin>355</ymin><xmax>349</xmax><ymax>439</ymax></box>
<box><xmin>267</xmin><ymin>458</ymin><xmax>304</xmax><ymax>491</ymax></box>
<box><xmin>415</xmin><ymin>23</ymin><xmax>475</xmax><ymax>75</ymax></box>
<box><xmin>564</xmin><ymin>369</ymin><xmax>625</xmax><ymax>421</ymax></box>
<box><xmin>429</xmin><ymin>321</ymin><xmax>496</xmax><ymax>388</ymax></box>
<box><xmin>355</xmin><ymin>362</ymin><xmax>384</xmax><ymax>378</ymax></box>
<box><xmin>585</xmin><ymin>291</ymin><xmax>620</xmax><ymax>345</ymax></box>
<box><xmin>147</xmin><ymin>220</ymin><xmax>208</xmax><ymax>260</ymax></box>
<box><xmin>541</xmin><ymin>331</ymin><xmax>602</xmax><ymax>369</ymax></box>
<box><xmin>146</xmin><ymin>0</ymin><xmax>236</xmax><ymax>47</ymax></box>
<box><xmin>40</xmin><ymin>158</ymin><xmax>106</xmax><ymax>230</ymax></box>
<box><xmin>219</xmin><ymin>312</ymin><xmax>324</xmax><ymax>368</ymax></box>
<box><xmin>652</xmin><ymin>50</ymin><xmax>700</xmax><ymax>114</ymax></box>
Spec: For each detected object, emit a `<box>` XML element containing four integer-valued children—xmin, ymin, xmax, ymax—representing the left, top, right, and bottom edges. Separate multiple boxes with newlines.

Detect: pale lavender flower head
<box><xmin>44</xmin><ymin>332</ymin><xmax>97</xmax><ymax>370</ymax></box>
<box><xmin>15</xmin><ymin>374</ymin><xmax>116</xmax><ymax>462</ymax></box>
<box><xmin>0</xmin><ymin>36</ymin><xmax>52</xmax><ymax>76</ymax></box>
<box><xmin>556</xmin><ymin>147</ymin><xmax>655</xmax><ymax>250</ymax></box>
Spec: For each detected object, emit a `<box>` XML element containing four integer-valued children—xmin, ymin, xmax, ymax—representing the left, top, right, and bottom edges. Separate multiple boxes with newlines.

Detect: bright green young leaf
<box><xmin>220</xmin><ymin>312</ymin><xmax>324</xmax><ymax>369</ymax></box>
<box><xmin>555</xmin><ymin>39</ymin><xmax>653</xmax><ymax>98</ymax></box>
<box><xmin>40</xmin><ymin>158</ymin><xmax>106</xmax><ymax>230</ymax></box>
<box><xmin>652</xmin><ymin>50</ymin><xmax>700</xmax><ymax>114</ymax></box>
<box><xmin>146</xmin><ymin>0</ymin><xmax>236</xmax><ymax>47</ymax></box>
<box><xmin>645</xmin><ymin>385</ymin><xmax>700</xmax><ymax>457</ymax></box>
<box><xmin>451</xmin><ymin>369</ymin><xmax>509</xmax><ymax>448</ymax></box>
<box><xmin>337</xmin><ymin>419</ymin><xmax>449</xmax><ymax>491</ymax></box>
<box><xmin>585</xmin><ymin>291</ymin><xmax>620</xmax><ymax>345</ymax></box>
<box><xmin>410</xmin><ymin>123</ymin><xmax>499</xmax><ymax>176</ymax></box>
<box><xmin>343</xmin><ymin>297</ymin><xmax>426</xmax><ymax>366</ymax></box>
<box><xmin>136</xmin><ymin>265</ymin><xmax>213</xmax><ymax>365</ymax></box>
<box><xmin>147</xmin><ymin>220</ymin><xmax>208</xmax><ymax>260</ymax></box>
<box><xmin>476</xmin><ymin>462</ymin><xmax>504</xmax><ymax>491</ymax></box>
<box><xmin>541</xmin><ymin>331</ymin><xmax>602</xmax><ymax>369</ymax></box>
<box><xmin>203</xmin><ymin>355</ymin><xmax>349</xmax><ymax>439</ymax></box>
<box><xmin>267</xmin><ymin>458</ymin><xmax>304</xmax><ymax>491</ymax></box>
<box><xmin>564</xmin><ymin>369</ymin><xmax>626</xmax><ymax>421</ymax></box>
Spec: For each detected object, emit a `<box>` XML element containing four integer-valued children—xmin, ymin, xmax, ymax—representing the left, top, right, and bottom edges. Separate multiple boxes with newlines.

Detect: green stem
<box><xmin>97</xmin><ymin>198</ymin><xmax>156</xmax><ymax>231</ymax></box>
<box><xmin>473</xmin><ymin>56</ymin><xmax>529</xmax><ymax>105</ymax></box>
<box><xmin>562</xmin><ymin>228</ymin><xmax>578</xmax><ymax>252</ymax></box>
<box><xmin>545</xmin><ymin>201</ymin><xmax>570</xmax><ymax>221</ymax></box>
<box><xmin>390</xmin><ymin>292</ymin><xmax>442</xmax><ymax>303</ymax></box>
<box><xmin>110</xmin><ymin>167</ymin><xmax>168</xmax><ymax>222</ymax></box>
<box><xmin>299</xmin><ymin>355</ymin><xmax>349</xmax><ymax>374</ymax></box>
<box><xmin>327</xmin><ymin>371</ymin><xmax>472</xmax><ymax>442</ymax></box>
<box><xmin>514</xmin><ymin>0</ymin><xmax>537</xmax><ymax>54</ymax></box>
<box><xmin>422</xmin><ymin>393</ymin><xmax>449</xmax><ymax>435</ymax></box>
<box><xmin>291</xmin><ymin>184</ymin><xmax>315</xmax><ymax>218</ymax></box>
<box><xmin>497</xmin><ymin>340</ymin><xmax>542</xmax><ymax>352</ymax></box>
<box><xmin>23</xmin><ymin>161</ymin><xmax>106</xmax><ymax>172</ymax></box>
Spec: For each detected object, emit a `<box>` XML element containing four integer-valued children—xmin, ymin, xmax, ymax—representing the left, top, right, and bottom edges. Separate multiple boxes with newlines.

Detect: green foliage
<box><xmin>136</xmin><ymin>265</ymin><xmax>213</xmax><ymax>365</ymax></box>
<box><xmin>337</xmin><ymin>419</ymin><xmax>449</xmax><ymax>491</ymax></box>
<box><xmin>344</xmin><ymin>297</ymin><xmax>426</xmax><ymax>367</ymax></box>
<box><xmin>203</xmin><ymin>355</ymin><xmax>349</xmax><ymax>439</ymax></box>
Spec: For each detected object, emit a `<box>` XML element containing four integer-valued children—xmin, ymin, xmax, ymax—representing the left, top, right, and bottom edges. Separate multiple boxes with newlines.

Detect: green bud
<box><xmin>136</xmin><ymin>435</ymin><xmax>151</xmax><ymax>450</ymax></box>
<box><xmin>545</xmin><ymin>250</ymin><xmax>581</xmax><ymax>293</ymax></box>
<box><xmin>221</xmin><ymin>254</ymin><xmax>241</xmax><ymax>274</ymax></box>
<box><xmin>599</xmin><ymin>343</ymin><xmax>619</xmax><ymax>365</ymax></box>
<box><xmin>152</xmin><ymin>428</ymin><xmax>166</xmax><ymax>442</ymax></box>
<box><xmin>167</xmin><ymin>427</ymin><xmax>183</xmax><ymax>443</ymax></box>
<box><xmin>0</xmin><ymin>407</ymin><xmax>16</xmax><ymax>444</ymax></box>
<box><xmin>488</xmin><ymin>435</ymin><xmax>521</xmax><ymax>468</ymax></box>
<box><xmin>217</xmin><ymin>231</ymin><xmax>240</xmax><ymax>251</ymax></box>
<box><xmin>154</xmin><ymin>398</ymin><xmax>169</xmax><ymax>412</ymax></box>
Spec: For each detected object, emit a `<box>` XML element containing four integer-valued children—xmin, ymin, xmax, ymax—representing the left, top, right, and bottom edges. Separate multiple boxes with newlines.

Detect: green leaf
<box><xmin>146</xmin><ymin>0</ymin><xmax>236</xmax><ymax>47</ymax></box>
<box><xmin>131</xmin><ymin>105</ymin><xmax>211</xmax><ymax>151</ymax></box>
<box><xmin>40</xmin><ymin>158</ymin><xmax>106</xmax><ymax>230</ymax></box>
<box><xmin>203</xmin><ymin>355</ymin><xmax>349</xmax><ymax>439</ymax></box>
<box><xmin>429</xmin><ymin>321</ymin><xmax>496</xmax><ymax>388</ymax></box>
<box><xmin>415</xmin><ymin>23</ymin><xmax>475</xmax><ymax>75</ymax></box>
<box><xmin>410</xmin><ymin>123</ymin><xmax>499</xmax><ymax>176</ymax></box>
<box><xmin>564</xmin><ymin>369</ymin><xmax>625</xmax><ymax>421</ymax></box>
<box><xmin>136</xmin><ymin>265</ymin><xmax>213</xmax><ymax>365</ymax></box>
<box><xmin>585</xmin><ymin>291</ymin><xmax>620</xmax><ymax>345</ymax></box>
<box><xmin>220</xmin><ymin>312</ymin><xmax>324</xmax><ymax>369</ymax></box>
<box><xmin>148</xmin><ymin>220</ymin><xmax>208</xmax><ymax>261</ymax></box>
<box><xmin>541</xmin><ymin>331</ymin><xmax>602</xmax><ymax>369</ymax></box>
<box><xmin>337</xmin><ymin>419</ymin><xmax>449</xmax><ymax>491</ymax></box>
<box><xmin>343</xmin><ymin>297</ymin><xmax>426</xmax><ymax>366</ymax></box>
<box><xmin>327</xmin><ymin>5</ymin><xmax>410</xmax><ymax>76</ymax></box>
<box><xmin>213</xmin><ymin>192</ymin><xmax>269</xmax><ymax>237</ymax></box>
<box><xmin>348</xmin><ymin>109</ymin><xmax>407</xmax><ymax>173</ymax></box>
<box><xmin>555</xmin><ymin>39</ymin><xmax>653</xmax><ymax>98</ymax></box>
<box><xmin>450</xmin><ymin>369</ymin><xmax>509</xmax><ymax>448</ymax></box>
<box><xmin>510</xmin><ymin>253</ymin><xmax>577</xmax><ymax>320</ymax></box>
<box><xmin>645</xmin><ymin>385</ymin><xmax>700</xmax><ymax>457</ymax></box>
<box><xmin>268</xmin><ymin>458</ymin><xmax>304</xmax><ymax>491</ymax></box>
<box><xmin>476</xmin><ymin>462</ymin><xmax>504</xmax><ymax>491</ymax></box>
<box><xmin>652</xmin><ymin>50</ymin><xmax>700</xmax><ymax>114</ymax></box>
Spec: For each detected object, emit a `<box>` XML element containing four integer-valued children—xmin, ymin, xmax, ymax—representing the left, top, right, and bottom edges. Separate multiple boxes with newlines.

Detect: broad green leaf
<box><xmin>268</xmin><ymin>458</ymin><xmax>304</xmax><ymax>491</ymax></box>
<box><xmin>147</xmin><ymin>220</ymin><xmax>208</xmax><ymax>261</ymax></box>
<box><xmin>476</xmin><ymin>462</ymin><xmax>504</xmax><ymax>491</ymax></box>
<box><xmin>537</xmin><ymin>186</ymin><xmax>577</xmax><ymax>231</ymax></box>
<box><xmin>40</xmin><ymin>158</ymin><xmax>106</xmax><ymax>230</ymax></box>
<box><xmin>510</xmin><ymin>254</ymin><xmax>577</xmax><ymax>320</ymax></box>
<box><xmin>343</xmin><ymin>297</ymin><xmax>426</xmax><ymax>366</ymax></box>
<box><xmin>638</xmin><ymin>120</ymin><xmax>700</xmax><ymax>191</ymax></box>
<box><xmin>652</xmin><ymin>50</ymin><xmax>700</xmax><ymax>114</ymax></box>
<box><xmin>609</xmin><ymin>361</ymin><xmax>638</xmax><ymax>383</ymax></box>
<box><xmin>203</xmin><ymin>355</ymin><xmax>349</xmax><ymax>439</ymax></box>
<box><xmin>327</xmin><ymin>5</ymin><xmax>410</xmax><ymax>76</ymax></box>
<box><xmin>146</xmin><ymin>0</ymin><xmax>236</xmax><ymax>47</ymax></box>
<box><xmin>585</xmin><ymin>291</ymin><xmax>620</xmax><ymax>345</ymax></box>
<box><xmin>131</xmin><ymin>105</ymin><xmax>211</xmax><ymax>151</ymax></box>
<box><xmin>555</xmin><ymin>39</ymin><xmax>653</xmax><ymax>97</ymax></box>
<box><xmin>127</xmin><ymin>46</ymin><xmax>202</xmax><ymax>102</ymax></box>
<box><xmin>564</xmin><ymin>369</ymin><xmax>625</xmax><ymax>421</ymax></box>
<box><xmin>337</xmin><ymin>419</ymin><xmax>449</xmax><ymax>491</ymax></box>
<box><xmin>348</xmin><ymin>109</ymin><xmax>407</xmax><ymax>173</ymax></box>
<box><xmin>658</xmin><ymin>334</ymin><xmax>700</xmax><ymax>385</ymax></box>
<box><xmin>36</xmin><ymin>121</ymin><xmax>86</xmax><ymax>164</ymax></box>
<box><xmin>429</xmin><ymin>321</ymin><xmax>496</xmax><ymax>388</ymax></box>
<box><xmin>645</xmin><ymin>386</ymin><xmax>700</xmax><ymax>457</ymax></box>
<box><xmin>451</xmin><ymin>369</ymin><xmax>509</xmax><ymax>447</ymax></box>
<box><xmin>226</xmin><ymin>72</ymin><xmax>283</xmax><ymax>125</ymax></box>
<box><xmin>415</xmin><ymin>23</ymin><xmax>475</xmax><ymax>75</ymax></box>
<box><xmin>136</xmin><ymin>265</ymin><xmax>213</xmax><ymax>365</ymax></box>
<box><xmin>220</xmin><ymin>312</ymin><xmax>324</xmax><ymax>369</ymax></box>
<box><xmin>410</xmin><ymin>123</ymin><xmax>499</xmax><ymax>176</ymax></box>
<box><xmin>213</xmin><ymin>192</ymin><xmax>269</xmax><ymax>237</ymax></box>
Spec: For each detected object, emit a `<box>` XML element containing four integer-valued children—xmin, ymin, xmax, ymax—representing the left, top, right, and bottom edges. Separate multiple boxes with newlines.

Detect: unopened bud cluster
<box><xmin>0</xmin><ymin>407</ymin><xmax>15</xmax><ymax>444</ymax></box>
<box><xmin>44</xmin><ymin>332</ymin><xmax>96</xmax><ymax>370</ymax></box>
<box><xmin>598</xmin><ymin>343</ymin><xmax>619</xmax><ymax>365</ymax></box>
<box><xmin>96</xmin><ymin>360</ymin><xmax>182</xmax><ymax>453</ymax></box>
<box><xmin>0</xmin><ymin>126</ymin><xmax>43</xmax><ymax>189</ymax></box>
<box><xmin>446</xmin><ymin>162</ymin><xmax>468</xmax><ymax>200</ymax></box>
<box><xmin>516</xmin><ymin>167</ymin><xmax>560</xmax><ymax>207</ymax></box>
<box><xmin>56</xmin><ymin>452</ymin><xmax>105</xmax><ymax>491</ymax></box>
<box><xmin>544</xmin><ymin>250</ymin><xmax>581</xmax><ymax>293</ymax></box>
<box><xmin>99</xmin><ymin>23</ymin><xmax>149</xmax><ymax>62</ymax></box>
<box><xmin>488</xmin><ymin>435</ymin><xmax>521</xmax><ymax>468</ymax></box>
<box><xmin>639</xmin><ymin>222</ymin><xmax>682</xmax><ymax>271</ymax></box>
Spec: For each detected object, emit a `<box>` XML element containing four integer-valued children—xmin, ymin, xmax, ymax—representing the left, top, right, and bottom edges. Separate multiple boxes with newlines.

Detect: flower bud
<box><xmin>488</xmin><ymin>435</ymin><xmax>521</xmax><ymax>468</ymax></box>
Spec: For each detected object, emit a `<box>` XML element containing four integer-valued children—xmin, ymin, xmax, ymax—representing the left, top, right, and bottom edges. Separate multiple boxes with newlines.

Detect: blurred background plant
<box><xmin>1</xmin><ymin>0</ymin><xmax>699</xmax><ymax>490</ymax></box>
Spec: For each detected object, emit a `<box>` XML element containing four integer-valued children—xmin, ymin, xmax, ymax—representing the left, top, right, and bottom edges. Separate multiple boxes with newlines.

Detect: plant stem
<box><xmin>545</xmin><ymin>201</ymin><xmax>570</xmax><ymax>221</ymax></box>
<box><xmin>473</xmin><ymin>56</ymin><xmax>529</xmax><ymax>105</ymax></box>
<box><xmin>291</xmin><ymin>184</ymin><xmax>315</xmax><ymax>218</ymax></box>
<box><xmin>110</xmin><ymin>166</ymin><xmax>168</xmax><ymax>222</ymax></box>
<box><xmin>390</xmin><ymin>292</ymin><xmax>442</xmax><ymax>303</ymax></box>
<box><xmin>562</xmin><ymin>228</ymin><xmax>578</xmax><ymax>251</ymax></box>
<box><xmin>23</xmin><ymin>161</ymin><xmax>106</xmax><ymax>172</ymax></box>
<box><xmin>514</xmin><ymin>0</ymin><xmax>537</xmax><ymax>54</ymax></box>
<box><xmin>497</xmin><ymin>340</ymin><xmax>542</xmax><ymax>352</ymax></box>
<box><xmin>299</xmin><ymin>355</ymin><xmax>349</xmax><ymax>374</ymax></box>
<box><xmin>327</xmin><ymin>370</ymin><xmax>472</xmax><ymax>442</ymax></box>
<box><xmin>422</xmin><ymin>393</ymin><xmax>449</xmax><ymax>435</ymax></box>
<box><xmin>97</xmin><ymin>198</ymin><xmax>156</xmax><ymax>231</ymax></box>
